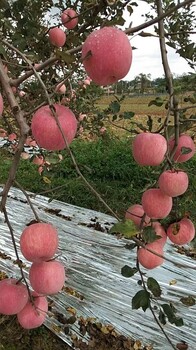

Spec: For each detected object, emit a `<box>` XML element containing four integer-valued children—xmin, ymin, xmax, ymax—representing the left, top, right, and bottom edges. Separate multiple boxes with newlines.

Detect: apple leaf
<box><xmin>181</xmin><ymin>146</ymin><xmax>192</xmax><ymax>155</ymax></box>
<box><xmin>147</xmin><ymin>277</ymin><xmax>162</xmax><ymax>297</ymax></box>
<box><xmin>121</xmin><ymin>265</ymin><xmax>138</xmax><ymax>278</ymax></box>
<box><xmin>159</xmin><ymin>309</ymin><xmax>166</xmax><ymax>325</ymax></box>
<box><xmin>161</xmin><ymin>303</ymin><xmax>184</xmax><ymax>327</ymax></box>
<box><xmin>138</xmin><ymin>31</ymin><xmax>157</xmax><ymax>37</ymax></box>
<box><xmin>109</xmin><ymin>100</ymin><xmax>120</xmax><ymax>113</ymax></box>
<box><xmin>109</xmin><ymin>220</ymin><xmax>137</xmax><ymax>238</ymax></box>
<box><xmin>132</xmin><ymin>290</ymin><xmax>151</xmax><ymax>312</ymax></box>
<box><xmin>142</xmin><ymin>226</ymin><xmax>161</xmax><ymax>244</ymax></box>
<box><xmin>148</xmin><ymin>97</ymin><xmax>164</xmax><ymax>107</ymax></box>
<box><xmin>123</xmin><ymin>111</ymin><xmax>135</xmax><ymax>119</ymax></box>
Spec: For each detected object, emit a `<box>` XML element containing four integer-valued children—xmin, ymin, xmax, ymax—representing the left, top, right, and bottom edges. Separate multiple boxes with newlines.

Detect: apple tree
<box><xmin>0</xmin><ymin>0</ymin><xmax>195</xmax><ymax>348</ymax></box>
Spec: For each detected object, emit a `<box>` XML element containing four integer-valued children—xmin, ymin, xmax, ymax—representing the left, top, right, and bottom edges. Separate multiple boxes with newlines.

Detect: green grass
<box><xmin>0</xmin><ymin>137</ymin><xmax>195</xmax><ymax>222</ymax></box>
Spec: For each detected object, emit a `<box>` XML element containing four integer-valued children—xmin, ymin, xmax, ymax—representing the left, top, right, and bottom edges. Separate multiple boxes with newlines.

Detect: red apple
<box><xmin>125</xmin><ymin>204</ymin><xmax>150</xmax><ymax>227</ymax></box>
<box><xmin>132</xmin><ymin>133</ymin><xmax>167</xmax><ymax>166</ymax></box>
<box><xmin>0</xmin><ymin>93</ymin><xmax>3</xmax><ymax>116</ymax></box>
<box><xmin>142</xmin><ymin>189</ymin><xmax>172</xmax><ymax>219</ymax></box>
<box><xmin>17</xmin><ymin>292</ymin><xmax>48</xmax><ymax>329</ymax></box>
<box><xmin>167</xmin><ymin>218</ymin><xmax>195</xmax><ymax>245</ymax></box>
<box><xmin>61</xmin><ymin>9</ymin><xmax>78</xmax><ymax>29</ymax></box>
<box><xmin>48</xmin><ymin>27</ymin><xmax>66</xmax><ymax>47</ymax></box>
<box><xmin>137</xmin><ymin>242</ymin><xmax>164</xmax><ymax>269</ymax></box>
<box><xmin>31</xmin><ymin>104</ymin><xmax>77</xmax><ymax>151</ymax></box>
<box><xmin>33</xmin><ymin>155</ymin><xmax>44</xmax><ymax>166</ymax></box>
<box><xmin>158</xmin><ymin>170</ymin><xmax>189</xmax><ymax>197</ymax></box>
<box><xmin>0</xmin><ymin>279</ymin><xmax>28</xmax><ymax>315</ymax></box>
<box><xmin>55</xmin><ymin>83</ymin><xmax>66</xmax><ymax>94</ymax></box>
<box><xmin>29</xmin><ymin>261</ymin><xmax>66</xmax><ymax>295</ymax></box>
<box><xmin>20</xmin><ymin>223</ymin><xmax>59</xmax><ymax>262</ymax></box>
<box><xmin>82</xmin><ymin>26</ymin><xmax>132</xmax><ymax>86</ymax></box>
<box><xmin>169</xmin><ymin>134</ymin><xmax>195</xmax><ymax>163</ymax></box>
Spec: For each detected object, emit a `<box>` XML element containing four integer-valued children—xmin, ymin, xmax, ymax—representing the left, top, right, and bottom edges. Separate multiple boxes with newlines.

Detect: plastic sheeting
<box><xmin>0</xmin><ymin>187</ymin><xmax>195</xmax><ymax>349</ymax></box>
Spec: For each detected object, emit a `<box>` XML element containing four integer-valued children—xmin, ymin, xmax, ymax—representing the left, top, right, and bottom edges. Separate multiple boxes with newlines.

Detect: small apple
<box><xmin>0</xmin><ymin>278</ymin><xmax>28</xmax><ymax>315</ymax></box>
<box><xmin>125</xmin><ymin>204</ymin><xmax>150</xmax><ymax>227</ymax></box>
<box><xmin>132</xmin><ymin>133</ymin><xmax>167</xmax><ymax>166</ymax></box>
<box><xmin>61</xmin><ymin>9</ymin><xmax>78</xmax><ymax>29</ymax></box>
<box><xmin>31</xmin><ymin>104</ymin><xmax>77</xmax><ymax>151</ymax></box>
<box><xmin>169</xmin><ymin>134</ymin><xmax>195</xmax><ymax>163</ymax></box>
<box><xmin>137</xmin><ymin>242</ymin><xmax>164</xmax><ymax>269</ymax></box>
<box><xmin>167</xmin><ymin>218</ymin><xmax>195</xmax><ymax>245</ymax></box>
<box><xmin>55</xmin><ymin>83</ymin><xmax>66</xmax><ymax>94</ymax></box>
<box><xmin>29</xmin><ymin>261</ymin><xmax>66</xmax><ymax>295</ymax></box>
<box><xmin>20</xmin><ymin>222</ymin><xmax>59</xmax><ymax>262</ymax></box>
<box><xmin>158</xmin><ymin>170</ymin><xmax>189</xmax><ymax>197</ymax></box>
<box><xmin>142</xmin><ymin>189</ymin><xmax>172</xmax><ymax>219</ymax></box>
<box><xmin>48</xmin><ymin>27</ymin><xmax>66</xmax><ymax>47</ymax></box>
<box><xmin>17</xmin><ymin>292</ymin><xmax>48</xmax><ymax>329</ymax></box>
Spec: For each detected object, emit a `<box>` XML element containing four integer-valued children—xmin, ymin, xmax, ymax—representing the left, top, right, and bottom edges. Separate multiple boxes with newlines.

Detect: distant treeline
<box><xmin>104</xmin><ymin>73</ymin><xmax>196</xmax><ymax>95</ymax></box>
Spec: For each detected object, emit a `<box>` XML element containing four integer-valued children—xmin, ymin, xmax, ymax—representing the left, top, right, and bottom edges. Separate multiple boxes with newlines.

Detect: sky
<box><xmin>123</xmin><ymin>1</ymin><xmax>195</xmax><ymax>80</ymax></box>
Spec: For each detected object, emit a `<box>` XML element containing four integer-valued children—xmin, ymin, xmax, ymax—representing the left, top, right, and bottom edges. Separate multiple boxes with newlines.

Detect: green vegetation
<box><xmin>0</xmin><ymin>137</ymin><xmax>195</xmax><ymax>223</ymax></box>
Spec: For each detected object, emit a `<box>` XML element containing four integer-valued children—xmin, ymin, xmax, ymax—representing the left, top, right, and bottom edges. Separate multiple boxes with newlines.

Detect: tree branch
<box><xmin>0</xmin><ymin>59</ymin><xmax>29</xmax><ymax>210</ymax></box>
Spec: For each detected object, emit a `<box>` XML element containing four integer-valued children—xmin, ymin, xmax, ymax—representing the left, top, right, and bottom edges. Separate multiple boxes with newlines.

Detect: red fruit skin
<box><xmin>125</xmin><ymin>204</ymin><xmax>150</xmax><ymax>227</ymax></box>
<box><xmin>167</xmin><ymin>218</ymin><xmax>195</xmax><ymax>245</ymax></box>
<box><xmin>137</xmin><ymin>242</ymin><xmax>164</xmax><ymax>269</ymax></box>
<box><xmin>142</xmin><ymin>189</ymin><xmax>172</xmax><ymax>219</ymax></box>
<box><xmin>17</xmin><ymin>292</ymin><xmax>48</xmax><ymax>329</ymax></box>
<box><xmin>0</xmin><ymin>279</ymin><xmax>28</xmax><ymax>315</ymax></box>
<box><xmin>169</xmin><ymin>134</ymin><xmax>195</xmax><ymax>163</ymax></box>
<box><xmin>20</xmin><ymin>223</ymin><xmax>59</xmax><ymax>262</ymax></box>
<box><xmin>158</xmin><ymin>170</ymin><xmax>189</xmax><ymax>197</ymax></box>
<box><xmin>82</xmin><ymin>27</ymin><xmax>132</xmax><ymax>86</ymax></box>
<box><xmin>132</xmin><ymin>133</ymin><xmax>167</xmax><ymax>166</ymax></box>
<box><xmin>31</xmin><ymin>104</ymin><xmax>77</xmax><ymax>151</ymax></box>
<box><xmin>29</xmin><ymin>261</ymin><xmax>66</xmax><ymax>295</ymax></box>
<box><xmin>0</xmin><ymin>93</ymin><xmax>3</xmax><ymax>115</ymax></box>
<box><xmin>48</xmin><ymin>27</ymin><xmax>66</xmax><ymax>47</ymax></box>
<box><xmin>61</xmin><ymin>9</ymin><xmax>78</xmax><ymax>29</ymax></box>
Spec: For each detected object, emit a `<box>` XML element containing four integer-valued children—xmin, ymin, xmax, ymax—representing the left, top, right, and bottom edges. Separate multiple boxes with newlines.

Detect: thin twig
<box><xmin>14</xmin><ymin>180</ymin><xmax>40</xmax><ymax>222</ymax></box>
<box><xmin>136</xmin><ymin>257</ymin><xmax>177</xmax><ymax>350</ymax></box>
<box><xmin>2</xmin><ymin>207</ymin><xmax>33</xmax><ymax>301</ymax></box>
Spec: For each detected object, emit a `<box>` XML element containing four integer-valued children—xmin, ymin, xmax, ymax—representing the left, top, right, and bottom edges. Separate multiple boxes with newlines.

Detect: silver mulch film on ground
<box><xmin>0</xmin><ymin>187</ymin><xmax>195</xmax><ymax>349</ymax></box>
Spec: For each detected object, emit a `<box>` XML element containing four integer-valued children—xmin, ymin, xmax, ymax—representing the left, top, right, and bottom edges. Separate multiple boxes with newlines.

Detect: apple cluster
<box><xmin>0</xmin><ymin>222</ymin><xmax>66</xmax><ymax>329</ymax></box>
<box><xmin>126</xmin><ymin>132</ymin><xmax>195</xmax><ymax>269</ymax></box>
<box><xmin>48</xmin><ymin>8</ymin><xmax>78</xmax><ymax>48</ymax></box>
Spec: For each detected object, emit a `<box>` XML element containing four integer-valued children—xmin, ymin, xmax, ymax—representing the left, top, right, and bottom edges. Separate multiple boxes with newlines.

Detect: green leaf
<box><xmin>148</xmin><ymin>98</ymin><xmax>163</xmax><ymax>107</ymax></box>
<box><xmin>56</xmin><ymin>50</ymin><xmax>75</xmax><ymax>64</ymax></box>
<box><xmin>123</xmin><ymin>111</ymin><xmax>135</xmax><ymax>119</ymax></box>
<box><xmin>109</xmin><ymin>100</ymin><xmax>120</xmax><ymax>114</ymax></box>
<box><xmin>138</xmin><ymin>31</ymin><xmax>157</xmax><ymax>37</ymax></box>
<box><xmin>147</xmin><ymin>277</ymin><xmax>162</xmax><ymax>297</ymax></box>
<box><xmin>174</xmin><ymin>318</ymin><xmax>184</xmax><ymax>327</ymax></box>
<box><xmin>159</xmin><ymin>309</ymin><xmax>166</xmax><ymax>325</ymax></box>
<box><xmin>121</xmin><ymin>265</ymin><xmax>138</xmax><ymax>278</ymax></box>
<box><xmin>142</xmin><ymin>226</ymin><xmax>161</xmax><ymax>244</ymax></box>
<box><xmin>109</xmin><ymin>220</ymin><xmax>137</xmax><ymax>238</ymax></box>
<box><xmin>161</xmin><ymin>303</ymin><xmax>184</xmax><ymax>327</ymax></box>
<box><xmin>180</xmin><ymin>296</ymin><xmax>195</xmax><ymax>306</ymax></box>
<box><xmin>181</xmin><ymin>146</ymin><xmax>192</xmax><ymax>155</ymax></box>
<box><xmin>132</xmin><ymin>290</ymin><xmax>151</xmax><ymax>312</ymax></box>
